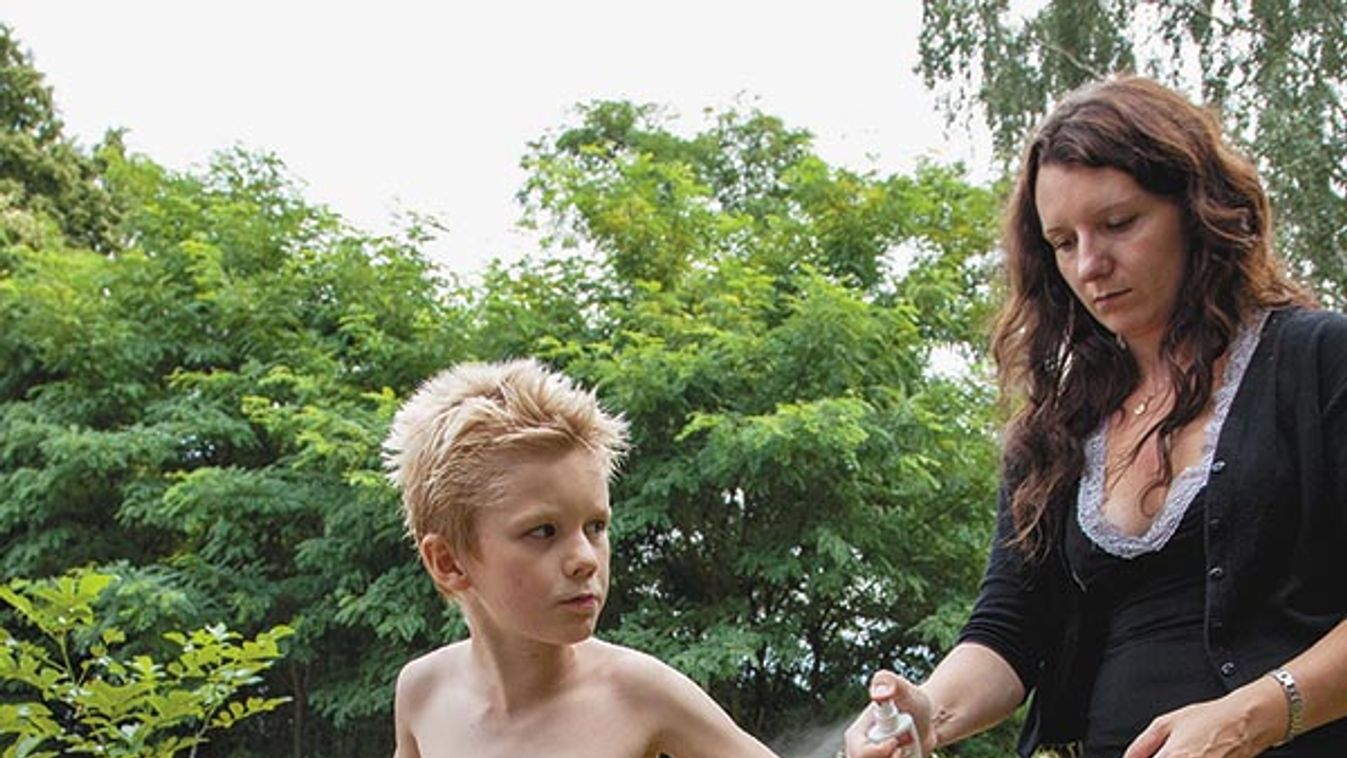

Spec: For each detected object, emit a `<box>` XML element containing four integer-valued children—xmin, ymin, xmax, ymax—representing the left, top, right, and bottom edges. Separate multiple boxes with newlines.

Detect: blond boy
<box><xmin>384</xmin><ymin>359</ymin><xmax>780</xmax><ymax>758</ymax></box>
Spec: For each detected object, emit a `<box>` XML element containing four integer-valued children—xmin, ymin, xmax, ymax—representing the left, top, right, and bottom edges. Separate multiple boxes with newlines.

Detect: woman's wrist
<box><xmin>1266</xmin><ymin>668</ymin><xmax>1305</xmax><ymax>745</ymax></box>
<box><xmin>1230</xmin><ymin>671</ymin><xmax>1295</xmax><ymax>750</ymax></box>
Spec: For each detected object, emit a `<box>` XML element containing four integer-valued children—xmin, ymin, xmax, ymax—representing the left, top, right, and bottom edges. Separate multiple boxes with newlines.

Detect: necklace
<box><xmin>1131</xmin><ymin>392</ymin><xmax>1157</xmax><ymax>416</ymax></box>
<box><xmin>1129</xmin><ymin>380</ymin><xmax>1170</xmax><ymax>417</ymax></box>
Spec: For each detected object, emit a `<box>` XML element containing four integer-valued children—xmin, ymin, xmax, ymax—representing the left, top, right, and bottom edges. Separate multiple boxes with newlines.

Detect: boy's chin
<box><xmin>541</xmin><ymin>615</ymin><xmax>602</xmax><ymax>645</ymax></box>
<box><xmin>539</xmin><ymin>627</ymin><xmax>597</xmax><ymax>647</ymax></box>
<box><xmin>568</xmin><ymin>618</ymin><xmax>601</xmax><ymax>641</ymax></box>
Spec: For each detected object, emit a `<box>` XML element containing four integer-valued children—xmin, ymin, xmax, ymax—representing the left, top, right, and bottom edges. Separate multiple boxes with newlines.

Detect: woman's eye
<box><xmin>527</xmin><ymin>524</ymin><xmax>556</xmax><ymax>539</ymax></box>
<box><xmin>1049</xmin><ymin>237</ymin><xmax>1074</xmax><ymax>253</ymax></box>
<box><xmin>1105</xmin><ymin>215</ymin><xmax>1135</xmax><ymax>231</ymax></box>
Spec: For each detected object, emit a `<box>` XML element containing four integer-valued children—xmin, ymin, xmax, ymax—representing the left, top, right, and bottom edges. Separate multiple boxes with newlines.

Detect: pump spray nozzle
<box><xmin>866</xmin><ymin>699</ymin><xmax>920</xmax><ymax>758</ymax></box>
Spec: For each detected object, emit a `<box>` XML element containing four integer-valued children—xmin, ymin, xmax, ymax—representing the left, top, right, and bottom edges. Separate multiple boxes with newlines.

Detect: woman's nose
<box><xmin>1075</xmin><ymin>233</ymin><xmax>1112</xmax><ymax>281</ymax></box>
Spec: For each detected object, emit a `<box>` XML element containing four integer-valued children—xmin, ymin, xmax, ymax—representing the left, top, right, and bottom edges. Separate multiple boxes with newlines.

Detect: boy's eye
<box><xmin>527</xmin><ymin>524</ymin><xmax>556</xmax><ymax>539</ymax></box>
<box><xmin>585</xmin><ymin>520</ymin><xmax>608</xmax><ymax>537</ymax></box>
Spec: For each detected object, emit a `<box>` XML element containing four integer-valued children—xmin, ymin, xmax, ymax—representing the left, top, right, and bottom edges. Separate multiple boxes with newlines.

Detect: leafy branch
<box><xmin>0</xmin><ymin>569</ymin><xmax>292</xmax><ymax>758</ymax></box>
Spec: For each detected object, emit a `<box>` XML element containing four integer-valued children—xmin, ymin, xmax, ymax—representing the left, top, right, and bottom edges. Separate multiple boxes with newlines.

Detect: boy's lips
<box><xmin>560</xmin><ymin>592</ymin><xmax>601</xmax><ymax>610</ymax></box>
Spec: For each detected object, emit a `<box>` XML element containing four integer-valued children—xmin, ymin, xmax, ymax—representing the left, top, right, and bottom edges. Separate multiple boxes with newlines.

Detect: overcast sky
<box><xmin>1</xmin><ymin>1</ymin><xmax>993</xmax><ymax>275</ymax></box>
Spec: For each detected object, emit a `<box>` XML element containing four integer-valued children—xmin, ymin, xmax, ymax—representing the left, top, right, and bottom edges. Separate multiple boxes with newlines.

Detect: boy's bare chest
<box><xmin>412</xmin><ymin>690</ymin><xmax>660</xmax><ymax>758</ymax></box>
<box><xmin>414</xmin><ymin>731</ymin><xmax>658</xmax><ymax>758</ymax></box>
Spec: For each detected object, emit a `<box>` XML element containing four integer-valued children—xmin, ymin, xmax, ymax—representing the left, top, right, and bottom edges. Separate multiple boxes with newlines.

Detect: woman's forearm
<box><xmin>919</xmin><ymin>642</ymin><xmax>1027</xmax><ymax>750</ymax></box>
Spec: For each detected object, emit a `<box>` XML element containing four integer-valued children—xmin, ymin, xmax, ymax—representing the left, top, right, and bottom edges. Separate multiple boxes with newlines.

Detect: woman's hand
<box><xmin>841</xmin><ymin>670</ymin><xmax>934</xmax><ymax>758</ymax></box>
<box><xmin>1122</xmin><ymin>682</ymin><xmax>1285</xmax><ymax>758</ymax></box>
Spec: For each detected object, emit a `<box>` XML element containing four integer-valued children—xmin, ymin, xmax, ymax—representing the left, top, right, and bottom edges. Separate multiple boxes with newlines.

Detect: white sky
<box><xmin>1</xmin><ymin>0</ymin><xmax>993</xmax><ymax>276</ymax></box>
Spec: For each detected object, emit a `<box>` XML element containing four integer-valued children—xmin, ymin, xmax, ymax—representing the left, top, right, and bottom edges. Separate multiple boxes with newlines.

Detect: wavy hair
<box><xmin>993</xmin><ymin>75</ymin><xmax>1313</xmax><ymax>560</ymax></box>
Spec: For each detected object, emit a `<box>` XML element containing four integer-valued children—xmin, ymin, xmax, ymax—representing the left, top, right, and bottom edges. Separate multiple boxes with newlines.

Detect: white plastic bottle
<box><xmin>866</xmin><ymin>699</ymin><xmax>920</xmax><ymax>758</ymax></box>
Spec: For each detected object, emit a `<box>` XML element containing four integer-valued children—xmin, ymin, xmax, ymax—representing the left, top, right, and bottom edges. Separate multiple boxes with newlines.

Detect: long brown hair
<box><xmin>993</xmin><ymin>75</ymin><xmax>1313</xmax><ymax>561</ymax></box>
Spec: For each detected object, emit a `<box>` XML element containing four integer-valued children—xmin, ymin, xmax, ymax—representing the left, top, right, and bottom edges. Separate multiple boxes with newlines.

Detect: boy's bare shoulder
<box><xmin>583</xmin><ymin>639</ymin><xmax>779</xmax><ymax>757</ymax></box>
<box><xmin>396</xmin><ymin>640</ymin><xmax>470</xmax><ymax>701</ymax></box>
<box><xmin>582</xmin><ymin>639</ymin><xmax>700</xmax><ymax>706</ymax></box>
<box><xmin>584</xmin><ymin>638</ymin><xmax>663</xmax><ymax>675</ymax></box>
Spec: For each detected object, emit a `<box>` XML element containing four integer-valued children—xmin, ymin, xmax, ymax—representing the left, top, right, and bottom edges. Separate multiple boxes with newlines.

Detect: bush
<box><xmin>0</xmin><ymin>569</ymin><xmax>292</xmax><ymax>758</ymax></box>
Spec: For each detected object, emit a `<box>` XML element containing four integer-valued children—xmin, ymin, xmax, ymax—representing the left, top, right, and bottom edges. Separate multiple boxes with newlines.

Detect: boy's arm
<box><xmin>392</xmin><ymin>665</ymin><xmax>423</xmax><ymax>758</ymax></box>
<box><xmin>642</xmin><ymin>658</ymin><xmax>781</xmax><ymax>758</ymax></box>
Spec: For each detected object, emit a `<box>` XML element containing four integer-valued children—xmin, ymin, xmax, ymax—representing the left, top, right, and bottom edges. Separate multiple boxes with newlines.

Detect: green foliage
<box><xmin>515</xmin><ymin>102</ymin><xmax>1003</xmax><ymax>736</ymax></box>
<box><xmin>919</xmin><ymin>0</ymin><xmax>1347</xmax><ymax>303</ymax></box>
<box><xmin>0</xmin><ymin>25</ymin><xmax>120</xmax><ymax>253</ymax></box>
<box><xmin>0</xmin><ymin>569</ymin><xmax>291</xmax><ymax>757</ymax></box>
<box><xmin>1</xmin><ymin>140</ymin><xmax>464</xmax><ymax>755</ymax></box>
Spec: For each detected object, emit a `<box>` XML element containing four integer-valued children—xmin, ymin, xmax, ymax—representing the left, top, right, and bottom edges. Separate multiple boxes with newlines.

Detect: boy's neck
<box><xmin>467</xmin><ymin>627</ymin><xmax>587</xmax><ymax>714</ymax></box>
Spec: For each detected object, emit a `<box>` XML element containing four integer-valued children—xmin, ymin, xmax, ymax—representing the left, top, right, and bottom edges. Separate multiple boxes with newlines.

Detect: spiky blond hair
<box><xmin>383</xmin><ymin>359</ymin><xmax>629</xmax><ymax>557</ymax></box>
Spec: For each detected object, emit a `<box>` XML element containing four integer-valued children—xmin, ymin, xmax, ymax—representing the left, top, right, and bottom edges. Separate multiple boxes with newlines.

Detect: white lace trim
<box><xmin>1076</xmin><ymin>311</ymin><xmax>1269</xmax><ymax>558</ymax></box>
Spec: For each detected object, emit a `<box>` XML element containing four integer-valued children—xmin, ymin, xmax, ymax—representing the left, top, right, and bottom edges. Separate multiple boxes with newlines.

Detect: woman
<box><xmin>845</xmin><ymin>76</ymin><xmax>1347</xmax><ymax>758</ymax></box>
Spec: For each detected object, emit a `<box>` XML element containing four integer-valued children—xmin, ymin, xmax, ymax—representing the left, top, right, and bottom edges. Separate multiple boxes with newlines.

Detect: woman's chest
<box><xmin>1098</xmin><ymin>406</ymin><xmax>1213</xmax><ymax>536</ymax></box>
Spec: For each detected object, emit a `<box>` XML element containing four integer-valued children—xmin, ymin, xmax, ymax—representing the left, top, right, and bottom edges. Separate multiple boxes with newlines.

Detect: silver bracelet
<box><xmin>1267</xmin><ymin>667</ymin><xmax>1305</xmax><ymax>745</ymax></box>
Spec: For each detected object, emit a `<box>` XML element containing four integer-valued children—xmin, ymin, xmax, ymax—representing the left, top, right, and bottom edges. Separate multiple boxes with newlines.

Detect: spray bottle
<box><xmin>866</xmin><ymin>699</ymin><xmax>920</xmax><ymax>758</ymax></box>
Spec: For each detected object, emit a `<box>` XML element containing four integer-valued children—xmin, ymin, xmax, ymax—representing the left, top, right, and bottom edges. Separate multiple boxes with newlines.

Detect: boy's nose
<box><xmin>563</xmin><ymin>535</ymin><xmax>600</xmax><ymax>577</ymax></box>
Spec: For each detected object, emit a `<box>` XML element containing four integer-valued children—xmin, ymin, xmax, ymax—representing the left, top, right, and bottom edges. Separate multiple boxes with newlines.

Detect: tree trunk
<box><xmin>290</xmin><ymin>660</ymin><xmax>306</xmax><ymax>758</ymax></box>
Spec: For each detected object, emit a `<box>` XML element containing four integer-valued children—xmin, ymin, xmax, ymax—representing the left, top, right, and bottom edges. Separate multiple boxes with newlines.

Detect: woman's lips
<box><xmin>1093</xmin><ymin>289</ymin><xmax>1129</xmax><ymax>308</ymax></box>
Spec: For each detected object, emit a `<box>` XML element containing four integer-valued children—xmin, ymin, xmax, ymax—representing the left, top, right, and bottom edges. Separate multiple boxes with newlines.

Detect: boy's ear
<box><xmin>419</xmin><ymin>534</ymin><xmax>472</xmax><ymax>594</ymax></box>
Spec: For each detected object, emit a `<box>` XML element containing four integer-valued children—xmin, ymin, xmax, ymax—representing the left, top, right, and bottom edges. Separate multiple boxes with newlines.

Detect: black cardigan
<box><xmin>959</xmin><ymin>308</ymin><xmax>1347</xmax><ymax>756</ymax></box>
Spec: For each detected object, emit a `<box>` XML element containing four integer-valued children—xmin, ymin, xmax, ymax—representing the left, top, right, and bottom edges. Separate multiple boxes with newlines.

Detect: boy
<box><xmin>384</xmin><ymin>359</ymin><xmax>780</xmax><ymax>758</ymax></box>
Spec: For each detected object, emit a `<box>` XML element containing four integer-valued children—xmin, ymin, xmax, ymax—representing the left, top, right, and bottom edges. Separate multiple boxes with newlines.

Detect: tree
<box><xmin>918</xmin><ymin>0</ymin><xmax>1347</xmax><ymax>303</ymax></box>
<box><xmin>517</xmin><ymin>102</ymin><xmax>1007</xmax><ymax>743</ymax></box>
<box><xmin>0</xmin><ymin>24</ymin><xmax>120</xmax><ymax>253</ymax></box>
<box><xmin>0</xmin><ymin>144</ymin><xmax>466</xmax><ymax>755</ymax></box>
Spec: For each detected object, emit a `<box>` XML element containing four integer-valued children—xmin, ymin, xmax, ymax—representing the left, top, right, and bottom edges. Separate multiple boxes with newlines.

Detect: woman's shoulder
<box><xmin>1268</xmin><ymin>306</ymin><xmax>1347</xmax><ymax>343</ymax></box>
<box><xmin>1264</xmin><ymin>307</ymin><xmax>1347</xmax><ymax>397</ymax></box>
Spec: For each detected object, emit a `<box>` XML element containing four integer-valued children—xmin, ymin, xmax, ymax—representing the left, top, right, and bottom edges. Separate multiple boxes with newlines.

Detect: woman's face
<box><xmin>1035</xmin><ymin>163</ymin><xmax>1188</xmax><ymax>350</ymax></box>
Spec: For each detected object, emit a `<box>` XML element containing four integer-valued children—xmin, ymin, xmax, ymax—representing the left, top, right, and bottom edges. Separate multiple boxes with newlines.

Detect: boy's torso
<box><xmin>412</xmin><ymin>728</ymin><xmax>661</xmax><ymax>758</ymax></box>
<box><xmin>406</xmin><ymin>641</ymin><xmax>666</xmax><ymax>758</ymax></box>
